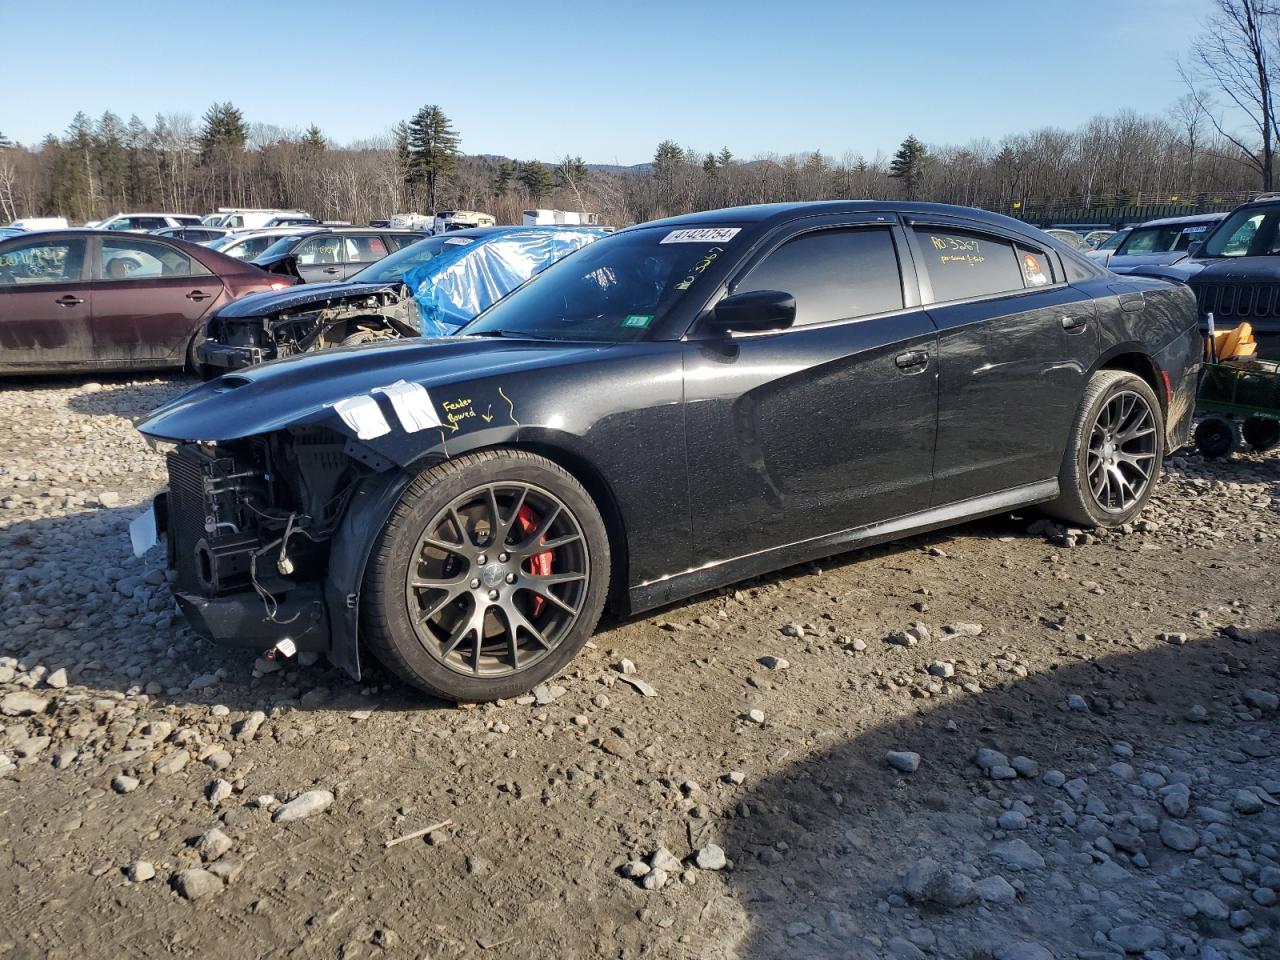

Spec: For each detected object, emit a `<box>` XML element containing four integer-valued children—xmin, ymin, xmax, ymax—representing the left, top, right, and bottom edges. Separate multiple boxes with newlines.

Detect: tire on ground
<box><xmin>1043</xmin><ymin>369</ymin><xmax>1165</xmax><ymax>528</ymax></box>
<box><xmin>1194</xmin><ymin>416</ymin><xmax>1239</xmax><ymax>460</ymax></box>
<box><xmin>362</xmin><ymin>449</ymin><xmax>611</xmax><ymax>702</ymax></box>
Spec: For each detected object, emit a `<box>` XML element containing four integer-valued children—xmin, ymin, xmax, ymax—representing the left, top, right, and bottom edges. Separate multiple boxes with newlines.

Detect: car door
<box><xmin>0</xmin><ymin>236</ymin><xmax>93</xmax><ymax>370</ymax></box>
<box><xmin>293</xmin><ymin>235</ymin><xmax>345</xmax><ymax>283</ymax></box>
<box><xmin>339</xmin><ymin>234</ymin><xmax>391</xmax><ymax>279</ymax></box>
<box><xmin>89</xmin><ymin>235</ymin><xmax>224</xmax><ymax>363</ymax></box>
<box><xmin>905</xmin><ymin>218</ymin><xmax>1100</xmax><ymax>505</ymax></box>
<box><xmin>683</xmin><ymin>218</ymin><xmax>939</xmax><ymax>566</ymax></box>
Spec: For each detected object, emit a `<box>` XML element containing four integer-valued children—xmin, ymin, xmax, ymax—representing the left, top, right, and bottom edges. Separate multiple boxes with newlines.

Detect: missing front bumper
<box><xmin>173</xmin><ymin>584</ymin><xmax>330</xmax><ymax>653</ymax></box>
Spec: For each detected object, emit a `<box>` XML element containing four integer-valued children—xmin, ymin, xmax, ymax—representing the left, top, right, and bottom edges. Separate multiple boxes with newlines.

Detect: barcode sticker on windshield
<box><xmin>660</xmin><ymin>228</ymin><xmax>741</xmax><ymax>244</ymax></box>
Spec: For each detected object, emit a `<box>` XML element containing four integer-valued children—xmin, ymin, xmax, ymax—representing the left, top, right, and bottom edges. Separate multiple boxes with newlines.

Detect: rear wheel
<box><xmin>1195</xmin><ymin>416</ymin><xmax>1239</xmax><ymax>459</ymax></box>
<box><xmin>1242</xmin><ymin>416</ymin><xmax>1280</xmax><ymax>452</ymax></box>
<box><xmin>1044</xmin><ymin>370</ymin><xmax>1164</xmax><ymax>527</ymax></box>
<box><xmin>362</xmin><ymin>450</ymin><xmax>610</xmax><ymax>702</ymax></box>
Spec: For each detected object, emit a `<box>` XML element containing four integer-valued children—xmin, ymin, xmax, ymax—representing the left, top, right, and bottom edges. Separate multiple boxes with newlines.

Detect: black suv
<box><xmin>251</xmin><ymin>227</ymin><xmax>428</xmax><ymax>283</ymax></box>
<box><xmin>1128</xmin><ymin>196</ymin><xmax>1280</xmax><ymax>357</ymax></box>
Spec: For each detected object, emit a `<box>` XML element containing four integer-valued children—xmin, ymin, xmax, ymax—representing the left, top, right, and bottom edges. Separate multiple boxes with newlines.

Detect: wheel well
<box><xmin>1100</xmin><ymin>352</ymin><xmax>1165</xmax><ymax>413</ymax></box>
<box><xmin>512</xmin><ymin>442</ymin><xmax>631</xmax><ymax>614</ymax></box>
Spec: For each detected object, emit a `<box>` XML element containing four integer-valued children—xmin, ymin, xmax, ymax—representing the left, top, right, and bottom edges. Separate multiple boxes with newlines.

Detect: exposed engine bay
<box><xmin>159</xmin><ymin>430</ymin><xmax>365</xmax><ymax>649</ymax></box>
<box><xmin>201</xmin><ymin>287</ymin><xmax>420</xmax><ymax>372</ymax></box>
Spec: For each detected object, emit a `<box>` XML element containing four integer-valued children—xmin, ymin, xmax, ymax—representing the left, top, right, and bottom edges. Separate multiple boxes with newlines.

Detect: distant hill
<box><xmin>472</xmin><ymin>153</ymin><xmax>652</xmax><ymax>175</ymax></box>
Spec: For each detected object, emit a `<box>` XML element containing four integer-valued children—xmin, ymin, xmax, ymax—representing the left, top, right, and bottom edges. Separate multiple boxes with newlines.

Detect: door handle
<box><xmin>186</xmin><ymin>290</ymin><xmax>210</xmax><ymax>301</ymax></box>
<box><xmin>1060</xmin><ymin>314</ymin><xmax>1089</xmax><ymax>332</ymax></box>
<box><xmin>895</xmin><ymin>350</ymin><xmax>929</xmax><ymax>372</ymax></box>
<box><xmin>323</xmin><ymin>267</ymin><xmax>341</xmax><ymax>274</ymax></box>
<box><xmin>55</xmin><ymin>295</ymin><xmax>84</xmax><ymax>307</ymax></box>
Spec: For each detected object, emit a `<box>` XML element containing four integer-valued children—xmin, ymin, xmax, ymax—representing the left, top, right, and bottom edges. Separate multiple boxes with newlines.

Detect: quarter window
<box><xmin>0</xmin><ymin>239</ymin><xmax>87</xmax><ymax>285</ymax></box>
<box><xmin>100</xmin><ymin>238</ymin><xmax>204</xmax><ymax>280</ymax></box>
<box><xmin>736</xmin><ymin>227</ymin><xmax>903</xmax><ymax>327</ymax></box>
<box><xmin>914</xmin><ymin>228</ymin><xmax>1024</xmax><ymax>302</ymax></box>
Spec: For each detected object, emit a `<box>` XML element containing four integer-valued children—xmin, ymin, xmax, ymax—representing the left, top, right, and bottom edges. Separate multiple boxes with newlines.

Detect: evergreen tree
<box><xmin>406</xmin><ymin>105</ymin><xmax>460</xmax><ymax>212</ymax></box>
<box><xmin>888</xmin><ymin>135</ymin><xmax>929</xmax><ymax>199</ymax></box>
<box><xmin>0</xmin><ymin>130</ymin><xmax>12</xmax><ymax>150</ymax></box>
<box><xmin>557</xmin><ymin>155</ymin><xmax>589</xmax><ymax>189</ymax></box>
<box><xmin>125</xmin><ymin>114</ymin><xmax>153</xmax><ymax>207</ymax></box>
<box><xmin>717</xmin><ymin>146</ymin><xmax>733</xmax><ymax>166</ymax></box>
<box><xmin>492</xmin><ymin>160</ymin><xmax>515</xmax><ymax>195</ymax></box>
<box><xmin>303</xmin><ymin>124</ymin><xmax>327</xmax><ymax>152</ymax></box>
<box><xmin>702</xmin><ymin>152</ymin><xmax>718</xmax><ymax>177</ymax></box>
<box><xmin>652</xmin><ymin>139</ymin><xmax>685</xmax><ymax>211</ymax></box>
<box><xmin>198</xmin><ymin>102</ymin><xmax>247</xmax><ymax>163</ymax></box>
<box><xmin>519</xmin><ymin>160</ymin><xmax>553</xmax><ymax>203</ymax></box>
<box><xmin>94</xmin><ymin>111</ymin><xmax>128</xmax><ymax>208</ymax></box>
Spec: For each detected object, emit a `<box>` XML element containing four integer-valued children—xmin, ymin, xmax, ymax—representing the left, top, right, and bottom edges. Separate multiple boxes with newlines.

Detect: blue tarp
<box><xmin>404</xmin><ymin>227</ymin><xmax>606</xmax><ymax>337</ymax></box>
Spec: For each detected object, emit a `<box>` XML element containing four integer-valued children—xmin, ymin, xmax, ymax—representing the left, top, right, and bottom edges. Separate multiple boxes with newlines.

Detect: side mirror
<box><xmin>704</xmin><ymin>289</ymin><xmax>796</xmax><ymax>335</ymax></box>
<box><xmin>1187</xmin><ymin>240</ymin><xmax>1203</xmax><ymax>257</ymax></box>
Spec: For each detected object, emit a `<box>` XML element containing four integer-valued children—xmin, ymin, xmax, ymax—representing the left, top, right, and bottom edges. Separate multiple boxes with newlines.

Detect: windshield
<box><xmin>1096</xmin><ymin>230</ymin><xmax>1128</xmax><ymax>252</ymax></box>
<box><xmin>348</xmin><ymin>234</ymin><xmax>475</xmax><ymax>284</ymax></box>
<box><xmin>256</xmin><ymin>234</ymin><xmax>306</xmax><ymax>260</ymax></box>
<box><xmin>1117</xmin><ymin>223</ymin><xmax>1210</xmax><ymax>256</ymax></box>
<box><xmin>462</xmin><ymin>224</ymin><xmax>742</xmax><ymax>342</ymax></box>
<box><xmin>1201</xmin><ymin>207</ymin><xmax>1280</xmax><ymax>257</ymax></box>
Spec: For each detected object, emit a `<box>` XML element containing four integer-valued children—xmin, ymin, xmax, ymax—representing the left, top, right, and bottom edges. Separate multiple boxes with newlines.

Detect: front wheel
<box><xmin>1044</xmin><ymin>370</ymin><xmax>1164</xmax><ymax>528</ymax></box>
<box><xmin>362</xmin><ymin>450</ymin><xmax>610</xmax><ymax>702</ymax></box>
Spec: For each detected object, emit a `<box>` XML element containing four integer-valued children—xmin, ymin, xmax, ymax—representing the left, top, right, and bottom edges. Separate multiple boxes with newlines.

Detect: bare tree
<box><xmin>1182</xmin><ymin>0</ymin><xmax>1279</xmax><ymax>189</ymax></box>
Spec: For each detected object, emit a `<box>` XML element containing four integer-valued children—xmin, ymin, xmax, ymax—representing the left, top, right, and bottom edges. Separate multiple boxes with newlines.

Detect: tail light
<box><xmin>269</xmin><ymin>282</ymin><xmax>288</xmax><ymax>291</ymax></box>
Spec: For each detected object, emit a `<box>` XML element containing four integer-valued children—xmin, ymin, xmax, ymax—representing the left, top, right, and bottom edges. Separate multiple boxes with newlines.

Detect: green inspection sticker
<box><xmin>622</xmin><ymin>314</ymin><xmax>653</xmax><ymax>328</ymax></box>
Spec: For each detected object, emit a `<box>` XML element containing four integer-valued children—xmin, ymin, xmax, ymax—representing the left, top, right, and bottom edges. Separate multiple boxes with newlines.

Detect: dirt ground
<box><xmin>0</xmin><ymin>374</ymin><xmax>1278</xmax><ymax>960</ymax></box>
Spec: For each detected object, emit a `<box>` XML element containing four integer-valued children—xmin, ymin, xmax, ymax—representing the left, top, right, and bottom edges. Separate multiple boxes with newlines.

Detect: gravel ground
<box><xmin>0</xmin><ymin>374</ymin><xmax>1278</xmax><ymax>960</ymax></box>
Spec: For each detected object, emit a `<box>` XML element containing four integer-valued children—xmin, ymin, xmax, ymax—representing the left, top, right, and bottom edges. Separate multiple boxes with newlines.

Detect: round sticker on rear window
<box><xmin>1022</xmin><ymin>253</ymin><xmax>1048</xmax><ymax>286</ymax></box>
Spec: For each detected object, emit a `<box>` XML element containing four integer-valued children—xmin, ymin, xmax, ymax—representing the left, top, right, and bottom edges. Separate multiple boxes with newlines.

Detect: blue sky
<box><xmin>3</xmin><ymin>0</ymin><xmax>1207</xmax><ymax>163</ymax></box>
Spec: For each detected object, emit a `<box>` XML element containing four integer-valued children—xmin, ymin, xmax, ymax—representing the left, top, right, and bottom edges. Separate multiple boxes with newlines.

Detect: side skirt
<box><xmin>627</xmin><ymin>479</ymin><xmax>1059</xmax><ymax>614</ymax></box>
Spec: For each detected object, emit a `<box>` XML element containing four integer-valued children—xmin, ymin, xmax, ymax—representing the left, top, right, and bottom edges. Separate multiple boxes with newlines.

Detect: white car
<box><xmin>203</xmin><ymin>209</ymin><xmax>312</xmax><ymax>230</ymax></box>
<box><xmin>93</xmin><ymin>213</ymin><xmax>203</xmax><ymax>232</ymax></box>
<box><xmin>206</xmin><ymin>227</ymin><xmax>315</xmax><ymax>261</ymax></box>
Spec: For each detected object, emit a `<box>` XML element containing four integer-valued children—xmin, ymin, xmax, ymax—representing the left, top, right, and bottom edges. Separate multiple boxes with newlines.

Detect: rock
<box><xmin>232</xmin><ymin>711</ymin><xmax>266</xmax><ymax>742</ymax></box>
<box><xmin>272</xmin><ymin>789</ymin><xmax>334</xmax><ymax>822</ymax></box>
<box><xmin>1232</xmin><ymin>789</ymin><xmax>1265</xmax><ymax>814</ymax></box>
<box><xmin>639</xmin><ymin>868</ymin><xmax>668</xmax><ymax>891</ymax></box>
<box><xmin>97</xmin><ymin>491</ymin><xmax>120</xmax><ymax>507</ymax></box>
<box><xmin>903</xmin><ymin>858</ymin><xmax>976</xmax><ymax>907</ymax></box>
<box><xmin>1159</xmin><ymin>782</ymin><xmax>1191</xmax><ymax>817</ymax></box>
<box><xmin>927</xmin><ymin>661</ymin><xmax>954</xmax><ymax>678</ymax></box>
<box><xmin>1244</xmin><ymin>688</ymin><xmax>1279</xmax><ymax>711</ymax></box>
<box><xmin>975</xmin><ymin>875</ymin><xmax>1018</xmax><ymax>903</ymax></box>
<box><xmin>785</xmin><ymin>922</ymin><xmax>812</xmax><ymax>938</ymax></box>
<box><xmin>943</xmin><ymin>622</ymin><xmax>983</xmax><ymax>637</ymax></box>
<box><xmin>125</xmin><ymin>860</ymin><xmax>155</xmax><ymax>882</ymax></box>
<box><xmin>990</xmin><ymin>838</ymin><xmax>1045</xmax><ymax>871</ymax></box>
<box><xmin>203</xmin><ymin>749</ymin><xmax>232</xmax><ymax>771</ymax></box>
<box><xmin>154</xmin><ymin>749</ymin><xmax>188</xmax><ymax>776</ymax></box>
<box><xmin>746</xmin><ymin>708</ymin><xmax>765</xmax><ymax>724</ymax></box>
<box><xmin>975</xmin><ymin>748</ymin><xmax>1010</xmax><ymax>771</ymax></box>
<box><xmin>1</xmin><ymin>692</ymin><xmax>49</xmax><ymax>716</ymax></box>
<box><xmin>1185</xmin><ymin>704</ymin><xmax>1208</xmax><ymax>722</ymax></box>
<box><xmin>616</xmin><ymin>658</ymin><xmax>636</xmax><ymax>674</ymax></box>
<box><xmin>172</xmin><ymin>868</ymin><xmax>223</xmax><ymax>900</ymax></box>
<box><xmin>886</xmin><ymin>751</ymin><xmax>921</xmax><ymax>773</ymax></box>
<box><xmin>1011</xmin><ymin>756</ymin><xmax>1040</xmax><ymax>778</ymax></box>
<box><xmin>694</xmin><ymin>844</ymin><xmax>727</xmax><ymax>870</ymax></box>
<box><xmin>993</xmin><ymin>943</ymin><xmax>1054</xmax><ymax>960</ymax></box>
<box><xmin>998</xmin><ymin>810</ymin><xmax>1028</xmax><ymax>830</ymax></box>
<box><xmin>206</xmin><ymin>779</ymin><xmax>233</xmax><ymax>806</ymax></box>
<box><xmin>1109</xmin><ymin>924</ymin><xmax>1166</xmax><ymax>953</ymax></box>
<box><xmin>989</xmin><ymin>765</ymin><xmax>1017</xmax><ymax>780</ymax></box>
<box><xmin>1066</xmin><ymin>694</ymin><xmax>1090</xmax><ymax>712</ymax></box>
<box><xmin>111</xmin><ymin>775</ymin><xmax>139</xmax><ymax>794</ymax></box>
<box><xmin>1042</xmin><ymin>769</ymin><xmax>1066</xmax><ymax>788</ymax></box>
<box><xmin>1188</xmin><ymin>889</ymin><xmax>1230</xmax><ymax>920</ymax></box>
<box><xmin>45</xmin><ymin>668</ymin><xmax>68</xmax><ymax>689</ymax></box>
<box><xmin>725</xmin><ymin>771</ymin><xmax>746</xmax><ymax>785</ymax></box>
<box><xmin>649</xmin><ymin>847</ymin><xmax>682</xmax><ymax>873</ymax></box>
<box><xmin>196</xmin><ymin>828</ymin><xmax>232</xmax><ymax>862</ymax></box>
<box><xmin>619</xmin><ymin>860</ymin><xmax>650</xmax><ymax>879</ymax></box>
<box><xmin>1159</xmin><ymin>819</ymin><xmax>1199</xmax><ymax>852</ymax></box>
<box><xmin>532</xmin><ymin>684</ymin><xmax>566</xmax><ymax>705</ymax></box>
<box><xmin>780</xmin><ymin>623</ymin><xmax>804</xmax><ymax>638</ymax></box>
<box><xmin>1160</xmin><ymin>631</ymin><xmax>1188</xmax><ymax>645</ymax></box>
<box><xmin>758</xmin><ymin>656</ymin><xmax>789</xmax><ymax>670</ymax></box>
<box><xmin>617</xmin><ymin>675</ymin><xmax>657</xmax><ymax>697</ymax></box>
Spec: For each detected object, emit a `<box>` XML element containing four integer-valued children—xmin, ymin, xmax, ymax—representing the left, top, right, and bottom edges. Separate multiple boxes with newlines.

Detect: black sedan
<box><xmin>136</xmin><ymin>201</ymin><xmax>1201</xmax><ymax>702</ymax></box>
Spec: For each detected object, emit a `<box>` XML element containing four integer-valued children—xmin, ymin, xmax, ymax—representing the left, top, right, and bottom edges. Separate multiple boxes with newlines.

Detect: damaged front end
<box><xmin>150</xmin><ymin>428</ymin><xmax>364</xmax><ymax>660</ymax></box>
<box><xmin>198</xmin><ymin>286</ymin><xmax>420</xmax><ymax>374</ymax></box>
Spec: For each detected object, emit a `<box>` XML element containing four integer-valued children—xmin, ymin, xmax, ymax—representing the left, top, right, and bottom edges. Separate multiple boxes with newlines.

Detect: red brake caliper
<box><xmin>515</xmin><ymin>505</ymin><xmax>552</xmax><ymax>615</ymax></box>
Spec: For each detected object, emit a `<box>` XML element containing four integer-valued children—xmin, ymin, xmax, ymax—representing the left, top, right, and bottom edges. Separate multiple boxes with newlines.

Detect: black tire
<box><xmin>185</xmin><ymin>330</ymin><xmax>206</xmax><ymax>376</ymax></box>
<box><xmin>1043</xmin><ymin>370</ymin><xmax>1165</xmax><ymax>528</ymax></box>
<box><xmin>362</xmin><ymin>449</ymin><xmax>610</xmax><ymax>702</ymax></box>
<box><xmin>341</xmin><ymin>329</ymin><xmax>376</xmax><ymax>346</ymax></box>
<box><xmin>1195</xmin><ymin>416</ymin><xmax>1240</xmax><ymax>459</ymax></box>
<box><xmin>1242</xmin><ymin>416</ymin><xmax>1280</xmax><ymax>452</ymax></box>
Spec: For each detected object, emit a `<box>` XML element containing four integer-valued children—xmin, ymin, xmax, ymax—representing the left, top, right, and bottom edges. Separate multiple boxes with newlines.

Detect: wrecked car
<box><xmin>195</xmin><ymin>226</ymin><xmax>607</xmax><ymax>378</ymax></box>
<box><xmin>136</xmin><ymin>201</ymin><xmax>1201</xmax><ymax>703</ymax></box>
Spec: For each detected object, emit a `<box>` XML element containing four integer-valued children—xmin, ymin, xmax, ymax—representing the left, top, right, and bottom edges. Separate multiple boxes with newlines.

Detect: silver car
<box><xmin>1088</xmin><ymin>213</ymin><xmax>1227</xmax><ymax>273</ymax></box>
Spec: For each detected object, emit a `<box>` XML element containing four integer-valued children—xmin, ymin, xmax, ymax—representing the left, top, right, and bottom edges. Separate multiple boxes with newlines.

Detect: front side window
<box><xmin>1096</xmin><ymin>231</ymin><xmax>1128</xmax><ymax>252</ymax></box>
<box><xmin>296</xmin><ymin>236</ymin><xmax>343</xmax><ymax>265</ymax></box>
<box><xmin>735</xmin><ymin>228</ymin><xmax>903</xmax><ymax>326</ymax></box>
<box><xmin>915</xmin><ymin>228</ymin><xmax>1025</xmax><ymax>302</ymax></box>
<box><xmin>255</xmin><ymin>235</ymin><xmax>304</xmax><ymax>261</ymax></box>
<box><xmin>100</xmin><ymin>238</ymin><xmax>203</xmax><ymax>280</ymax></box>
<box><xmin>0</xmin><ymin>239</ymin><xmax>87</xmax><ymax>285</ymax></box>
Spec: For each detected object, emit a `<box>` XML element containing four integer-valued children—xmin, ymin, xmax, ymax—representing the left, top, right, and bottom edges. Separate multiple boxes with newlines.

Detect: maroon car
<box><xmin>0</xmin><ymin>230</ymin><xmax>296</xmax><ymax>374</ymax></box>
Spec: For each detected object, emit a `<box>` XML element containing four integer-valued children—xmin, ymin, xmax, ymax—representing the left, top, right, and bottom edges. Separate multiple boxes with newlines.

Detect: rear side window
<box><xmin>344</xmin><ymin>236</ymin><xmax>389</xmax><ymax>262</ymax></box>
<box><xmin>100</xmin><ymin>238</ymin><xmax>207</xmax><ymax>280</ymax></box>
<box><xmin>735</xmin><ymin>227</ymin><xmax>903</xmax><ymax>327</ymax></box>
<box><xmin>914</xmin><ymin>228</ymin><xmax>1024</xmax><ymax>302</ymax></box>
<box><xmin>0</xmin><ymin>238</ymin><xmax>87</xmax><ymax>285</ymax></box>
<box><xmin>297</xmin><ymin>236</ymin><xmax>343</xmax><ymax>264</ymax></box>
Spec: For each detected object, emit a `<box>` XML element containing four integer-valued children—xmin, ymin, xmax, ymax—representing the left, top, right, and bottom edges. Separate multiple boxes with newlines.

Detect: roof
<box><xmin>627</xmin><ymin>200</ymin><xmax>1039</xmax><ymax>235</ymax></box>
<box><xmin>1134</xmin><ymin>212</ymin><xmax>1229</xmax><ymax>228</ymax></box>
<box><xmin>290</xmin><ymin>226</ymin><xmax>429</xmax><ymax>236</ymax></box>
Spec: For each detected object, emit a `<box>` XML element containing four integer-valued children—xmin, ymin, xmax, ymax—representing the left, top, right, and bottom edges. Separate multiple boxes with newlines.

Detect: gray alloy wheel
<box><xmin>362</xmin><ymin>449</ymin><xmax>610</xmax><ymax>702</ymax></box>
<box><xmin>404</xmin><ymin>481</ymin><xmax>590</xmax><ymax>679</ymax></box>
<box><xmin>1044</xmin><ymin>370</ymin><xmax>1165</xmax><ymax>528</ymax></box>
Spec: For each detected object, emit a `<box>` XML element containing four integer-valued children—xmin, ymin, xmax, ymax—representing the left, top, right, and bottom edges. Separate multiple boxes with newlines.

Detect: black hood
<box><xmin>216</xmin><ymin>280</ymin><xmax>400</xmax><ymax>318</ymax></box>
<box><xmin>1188</xmin><ymin>256</ymin><xmax>1280</xmax><ymax>285</ymax></box>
